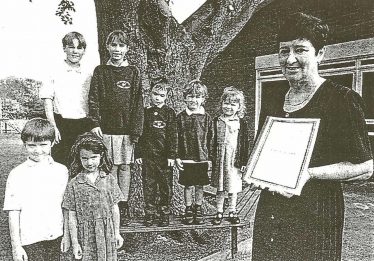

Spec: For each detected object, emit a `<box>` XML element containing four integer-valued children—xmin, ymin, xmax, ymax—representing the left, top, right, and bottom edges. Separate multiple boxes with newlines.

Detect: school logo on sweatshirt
<box><xmin>116</xmin><ymin>81</ymin><xmax>131</xmax><ymax>89</ymax></box>
<box><xmin>152</xmin><ymin>120</ymin><xmax>166</xmax><ymax>129</ymax></box>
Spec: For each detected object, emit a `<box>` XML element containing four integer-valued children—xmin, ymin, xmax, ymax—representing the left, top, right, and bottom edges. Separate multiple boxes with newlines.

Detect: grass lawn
<box><xmin>0</xmin><ymin>133</ymin><xmax>373</xmax><ymax>260</ymax></box>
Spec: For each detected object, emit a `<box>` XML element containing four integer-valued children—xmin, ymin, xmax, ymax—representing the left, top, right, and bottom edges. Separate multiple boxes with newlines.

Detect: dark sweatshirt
<box><xmin>135</xmin><ymin>105</ymin><xmax>178</xmax><ymax>160</ymax></box>
<box><xmin>88</xmin><ymin>64</ymin><xmax>144</xmax><ymax>137</ymax></box>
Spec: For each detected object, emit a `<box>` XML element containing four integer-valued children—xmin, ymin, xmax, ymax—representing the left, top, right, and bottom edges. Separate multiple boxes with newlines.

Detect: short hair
<box><xmin>21</xmin><ymin>118</ymin><xmax>55</xmax><ymax>143</ymax></box>
<box><xmin>68</xmin><ymin>132</ymin><xmax>112</xmax><ymax>178</ymax></box>
<box><xmin>278</xmin><ymin>12</ymin><xmax>329</xmax><ymax>52</ymax></box>
<box><xmin>62</xmin><ymin>31</ymin><xmax>87</xmax><ymax>49</ymax></box>
<box><xmin>106</xmin><ymin>30</ymin><xmax>129</xmax><ymax>46</ymax></box>
<box><xmin>183</xmin><ymin>79</ymin><xmax>208</xmax><ymax>99</ymax></box>
<box><xmin>151</xmin><ymin>80</ymin><xmax>169</xmax><ymax>93</ymax></box>
<box><xmin>221</xmin><ymin>87</ymin><xmax>246</xmax><ymax>118</ymax></box>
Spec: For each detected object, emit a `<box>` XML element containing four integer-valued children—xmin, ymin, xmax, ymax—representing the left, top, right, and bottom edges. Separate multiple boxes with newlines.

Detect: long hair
<box><xmin>68</xmin><ymin>132</ymin><xmax>112</xmax><ymax>178</ymax></box>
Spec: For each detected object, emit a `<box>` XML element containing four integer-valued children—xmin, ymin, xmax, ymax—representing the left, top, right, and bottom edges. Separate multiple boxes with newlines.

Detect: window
<box><xmin>255</xmin><ymin>37</ymin><xmax>374</xmax><ymax>150</ymax></box>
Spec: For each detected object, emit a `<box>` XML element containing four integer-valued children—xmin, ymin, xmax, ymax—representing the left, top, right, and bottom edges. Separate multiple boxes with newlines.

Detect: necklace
<box><xmin>284</xmin><ymin>87</ymin><xmax>317</xmax><ymax>106</ymax></box>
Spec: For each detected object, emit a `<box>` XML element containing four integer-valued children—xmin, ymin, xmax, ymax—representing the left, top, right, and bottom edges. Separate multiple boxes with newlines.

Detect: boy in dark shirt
<box><xmin>135</xmin><ymin>81</ymin><xmax>177</xmax><ymax>226</ymax></box>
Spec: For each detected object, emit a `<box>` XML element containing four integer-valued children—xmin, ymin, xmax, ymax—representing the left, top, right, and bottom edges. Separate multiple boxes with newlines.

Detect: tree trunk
<box><xmin>93</xmin><ymin>0</ymin><xmax>271</xmax><ymax>218</ymax></box>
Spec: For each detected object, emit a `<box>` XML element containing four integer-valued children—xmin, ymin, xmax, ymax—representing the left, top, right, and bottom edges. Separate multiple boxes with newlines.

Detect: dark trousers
<box><xmin>142</xmin><ymin>158</ymin><xmax>172</xmax><ymax>215</ymax></box>
<box><xmin>23</xmin><ymin>237</ymin><xmax>62</xmax><ymax>261</ymax></box>
<box><xmin>52</xmin><ymin>114</ymin><xmax>92</xmax><ymax>166</ymax></box>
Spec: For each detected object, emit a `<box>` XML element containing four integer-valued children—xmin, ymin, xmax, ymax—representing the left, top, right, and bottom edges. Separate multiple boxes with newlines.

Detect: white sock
<box><xmin>228</xmin><ymin>193</ymin><xmax>238</xmax><ymax>213</ymax></box>
<box><xmin>216</xmin><ymin>192</ymin><xmax>225</xmax><ymax>213</ymax></box>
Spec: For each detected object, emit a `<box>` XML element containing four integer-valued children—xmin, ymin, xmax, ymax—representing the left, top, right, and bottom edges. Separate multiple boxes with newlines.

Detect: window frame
<box><xmin>255</xmin><ymin>37</ymin><xmax>374</xmax><ymax>135</ymax></box>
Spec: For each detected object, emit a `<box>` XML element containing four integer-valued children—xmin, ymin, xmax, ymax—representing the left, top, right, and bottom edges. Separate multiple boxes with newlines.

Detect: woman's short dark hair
<box><xmin>62</xmin><ymin>31</ymin><xmax>87</xmax><ymax>49</ymax></box>
<box><xmin>278</xmin><ymin>12</ymin><xmax>329</xmax><ymax>52</ymax></box>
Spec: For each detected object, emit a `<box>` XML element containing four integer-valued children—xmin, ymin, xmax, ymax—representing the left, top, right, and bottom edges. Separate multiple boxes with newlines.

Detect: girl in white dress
<box><xmin>211</xmin><ymin>87</ymin><xmax>250</xmax><ymax>225</ymax></box>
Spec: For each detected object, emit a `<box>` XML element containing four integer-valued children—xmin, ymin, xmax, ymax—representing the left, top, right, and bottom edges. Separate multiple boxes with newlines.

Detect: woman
<box><xmin>251</xmin><ymin>13</ymin><xmax>373</xmax><ymax>261</ymax></box>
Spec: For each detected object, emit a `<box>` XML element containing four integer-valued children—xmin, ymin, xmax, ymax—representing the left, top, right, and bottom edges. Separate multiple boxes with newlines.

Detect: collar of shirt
<box><xmin>147</xmin><ymin>104</ymin><xmax>165</xmax><ymax>109</ymax></box>
<box><xmin>218</xmin><ymin>115</ymin><xmax>240</xmax><ymax>133</ymax></box>
<box><xmin>106</xmin><ymin>59</ymin><xmax>129</xmax><ymax>67</ymax></box>
<box><xmin>63</xmin><ymin>60</ymin><xmax>82</xmax><ymax>73</ymax></box>
<box><xmin>185</xmin><ymin>107</ymin><xmax>205</xmax><ymax>116</ymax></box>
<box><xmin>25</xmin><ymin>156</ymin><xmax>55</xmax><ymax>167</ymax></box>
<box><xmin>76</xmin><ymin>171</ymin><xmax>107</xmax><ymax>184</ymax></box>
<box><xmin>218</xmin><ymin>115</ymin><xmax>240</xmax><ymax>123</ymax></box>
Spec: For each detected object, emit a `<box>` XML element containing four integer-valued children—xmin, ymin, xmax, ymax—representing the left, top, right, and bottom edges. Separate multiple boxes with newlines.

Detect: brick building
<box><xmin>202</xmin><ymin>0</ymin><xmax>374</xmax><ymax>145</ymax></box>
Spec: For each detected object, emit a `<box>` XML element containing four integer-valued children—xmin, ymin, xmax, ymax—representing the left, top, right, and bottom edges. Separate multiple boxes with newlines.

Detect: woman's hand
<box><xmin>115</xmin><ymin>233</ymin><xmax>124</xmax><ymax>249</ymax></box>
<box><xmin>175</xmin><ymin>158</ymin><xmax>184</xmax><ymax>171</ymax></box>
<box><xmin>167</xmin><ymin>159</ymin><xmax>175</xmax><ymax>167</ymax></box>
<box><xmin>72</xmin><ymin>243</ymin><xmax>83</xmax><ymax>259</ymax></box>
<box><xmin>135</xmin><ymin>158</ymin><xmax>143</xmax><ymax>165</ymax></box>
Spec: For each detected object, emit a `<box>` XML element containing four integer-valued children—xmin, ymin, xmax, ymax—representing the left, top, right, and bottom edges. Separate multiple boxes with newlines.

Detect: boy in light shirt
<box><xmin>3</xmin><ymin>118</ymin><xmax>69</xmax><ymax>261</ymax></box>
<box><xmin>40</xmin><ymin>31</ymin><xmax>93</xmax><ymax>166</ymax></box>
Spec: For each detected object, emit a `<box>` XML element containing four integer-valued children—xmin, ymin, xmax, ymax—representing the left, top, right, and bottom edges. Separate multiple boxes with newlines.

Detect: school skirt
<box><xmin>102</xmin><ymin>134</ymin><xmax>134</xmax><ymax>165</ymax></box>
<box><xmin>178</xmin><ymin>161</ymin><xmax>210</xmax><ymax>186</ymax></box>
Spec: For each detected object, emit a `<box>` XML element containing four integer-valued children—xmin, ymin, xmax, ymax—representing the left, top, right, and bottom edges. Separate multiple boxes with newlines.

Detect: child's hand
<box><xmin>167</xmin><ymin>159</ymin><xmax>175</xmax><ymax>167</ymax></box>
<box><xmin>91</xmin><ymin>127</ymin><xmax>103</xmax><ymax>139</ymax></box>
<box><xmin>175</xmin><ymin>158</ymin><xmax>184</xmax><ymax>171</ymax></box>
<box><xmin>135</xmin><ymin>158</ymin><xmax>143</xmax><ymax>165</ymax></box>
<box><xmin>12</xmin><ymin>246</ymin><xmax>28</xmax><ymax>261</ymax></box>
<box><xmin>130</xmin><ymin>135</ymin><xmax>139</xmax><ymax>144</ymax></box>
<box><xmin>116</xmin><ymin>233</ymin><xmax>124</xmax><ymax>249</ymax></box>
<box><xmin>54</xmin><ymin>127</ymin><xmax>61</xmax><ymax>144</ymax></box>
<box><xmin>72</xmin><ymin>243</ymin><xmax>83</xmax><ymax>259</ymax></box>
<box><xmin>60</xmin><ymin>234</ymin><xmax>71</xmax><ymax>253</ymax></box>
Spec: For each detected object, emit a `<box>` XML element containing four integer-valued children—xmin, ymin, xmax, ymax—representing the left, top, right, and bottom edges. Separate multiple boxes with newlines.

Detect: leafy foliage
<box><xmin>0</xmin><ymin>77</ymin><xmax>44</xmax><ymax>119</ymax></box>
<box><xmin>55</xmin><ymin>0</ymin><xmax>76</xmax><ymax>24</ymax></box>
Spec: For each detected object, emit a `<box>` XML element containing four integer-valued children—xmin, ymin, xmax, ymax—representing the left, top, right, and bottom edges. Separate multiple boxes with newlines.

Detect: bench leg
<box><xmin>231</xmin><ymin>226</ymin><xmax>238</xmax><ymax>259</ymax></box>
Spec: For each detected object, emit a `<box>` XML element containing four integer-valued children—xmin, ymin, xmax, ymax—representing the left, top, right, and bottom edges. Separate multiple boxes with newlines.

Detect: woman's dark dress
<box><xmin>251</xmin><ymin>80</ymin><xmax>372</xmax><ymax>261</ymax></box>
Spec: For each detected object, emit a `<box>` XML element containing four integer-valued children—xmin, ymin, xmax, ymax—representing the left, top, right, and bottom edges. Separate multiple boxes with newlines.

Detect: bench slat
<box><xmin>120</xmin><ymin>186</ymin><xmax>260</xmax><ymax>233</ymax></box>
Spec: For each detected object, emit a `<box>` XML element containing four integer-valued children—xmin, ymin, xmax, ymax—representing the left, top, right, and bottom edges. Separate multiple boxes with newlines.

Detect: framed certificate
<box><xmin>243</xmin><ymin>116</ymin><xmax>320</xmax><ymax>196</ymax></box>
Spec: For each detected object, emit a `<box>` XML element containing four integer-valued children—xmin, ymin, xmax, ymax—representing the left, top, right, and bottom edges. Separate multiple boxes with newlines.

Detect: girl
<box><xmin>63</xmin><ymin>132</ymin><xmax>124</xmax><ymax>260</ymax></box>
<box><xmin>211</xmin><ymin>87</ymin><xmax>250</xmax><ymax>225</ymax></box>
<box><xmin>175</xmin><ymin>79</ymin><xmax>214</xmax><ymax>225</ymax></box>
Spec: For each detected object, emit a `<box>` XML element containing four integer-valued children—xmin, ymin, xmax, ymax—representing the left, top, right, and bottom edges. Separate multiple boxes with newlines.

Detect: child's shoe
<box><xmin>183</xmin><ymin>205</ymin><xmax>194</xmax><ymax>225</ymax></box>
<box><xmin>120</xmin><ymin>202</ymin><xmax>131</xmax><ymax>226</ymax></box>
<box><xmin>194</xmin><ymin>204</ymin><xmax>205</xmax><ymax>225</ymax></box>
<box><xmin>143</xmin><ymin>214</ymin><xmax>154</xmax><ymax>227</ymax></box>
<box><xmin>158</xmin><ymin>212</ymin><xmax>170</xmax><ymax>227</ymax></box>
<box><xmin>211</xmin><ymin>212</ymin><xmax>223</xmax><ymax>225</ymax></box>
<box><xmin>228</xmin><ymin>211</ymin><xmax>240</xmax><ymax>224</ymax></box>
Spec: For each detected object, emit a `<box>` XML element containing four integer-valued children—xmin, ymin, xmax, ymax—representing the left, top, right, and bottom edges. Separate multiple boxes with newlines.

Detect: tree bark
<box><xmin>92</xmin><ymin>0</ymin><xmax>272</xmax><ymax>218</ymax></box>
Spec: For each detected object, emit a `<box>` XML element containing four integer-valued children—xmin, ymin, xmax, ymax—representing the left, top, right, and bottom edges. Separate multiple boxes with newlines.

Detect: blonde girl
<box><xmin>211</xmin><ymin>87</ymin><xmax>250</xmax><ymax>225</ymax></box>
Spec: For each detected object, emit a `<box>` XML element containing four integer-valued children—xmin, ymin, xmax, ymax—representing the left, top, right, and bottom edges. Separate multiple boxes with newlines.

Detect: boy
<box><xmin>3</xmin><ymin>118</ymin><xmax>69</xmax><ymax>261</ymax></box>
<box><xmin>40</xmin><ymin>31</ymin><xmax>93</xmax><ymax>166</ymax></box>
<box><xmin>135</xmin><ymin>81</ymin><xmax>177</xmax><ymax>227</ymax></box>
<box><xmin>89</xmin><ymin>30</ymin><xmax>144</xmax><ymax>226</ymax></box>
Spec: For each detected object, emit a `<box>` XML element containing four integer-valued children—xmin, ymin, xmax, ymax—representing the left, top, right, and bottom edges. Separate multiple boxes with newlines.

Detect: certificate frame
<box><xmin>243</xmin><ymin>116</ymin><xmax>320</xmax><ymax>196</ymax></box>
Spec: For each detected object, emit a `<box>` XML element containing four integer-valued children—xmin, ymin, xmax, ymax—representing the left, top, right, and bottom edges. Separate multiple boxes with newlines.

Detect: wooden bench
<box><xmin>119</xmin><ymin>186</ymin><xmax>260</xmax><ymax>259</ymax></box>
